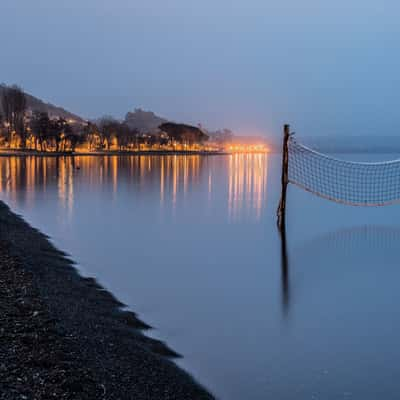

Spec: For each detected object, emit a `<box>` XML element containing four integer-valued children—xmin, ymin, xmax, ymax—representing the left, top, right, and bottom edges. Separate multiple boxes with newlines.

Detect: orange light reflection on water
<box><xmin>0</xmin><ymin>154</ymin><xmax>268</xmax><ymax>222</ymax></box>
<box><xmin>228</xmin><ymin>153</ymin><xmax>268</xmax><ymax>222</ymax></box>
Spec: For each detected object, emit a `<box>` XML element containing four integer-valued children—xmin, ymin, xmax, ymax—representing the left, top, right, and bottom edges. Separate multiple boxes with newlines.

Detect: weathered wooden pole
<box><xmin>277</xmin><ymin>124</ymin><xmax>290</xmax><ymax>231</ymax></box>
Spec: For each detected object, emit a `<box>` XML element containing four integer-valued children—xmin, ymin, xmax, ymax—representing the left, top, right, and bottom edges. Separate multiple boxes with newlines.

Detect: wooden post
<box><xmin>277</xmin><ymin>124</ymin><xmax>290</xmax><ymax>230</ymax></box>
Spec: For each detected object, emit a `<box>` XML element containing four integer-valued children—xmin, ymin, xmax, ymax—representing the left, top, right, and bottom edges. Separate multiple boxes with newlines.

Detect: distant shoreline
<box><xmin>0</xmin><ymin>149</ymin><xmax>229</xmax><ymax>157</ymax></box>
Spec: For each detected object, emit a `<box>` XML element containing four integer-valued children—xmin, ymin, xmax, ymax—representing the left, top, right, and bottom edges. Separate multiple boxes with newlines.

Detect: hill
<box><xmin>124</xmin><ymin>108</ymin><xmax>168</xmax><ymax>134</ymax></box>
<box><xmin>0</xmin><ymin>84</ymin><xmax>86</xmax><ymax>124</ymax></box>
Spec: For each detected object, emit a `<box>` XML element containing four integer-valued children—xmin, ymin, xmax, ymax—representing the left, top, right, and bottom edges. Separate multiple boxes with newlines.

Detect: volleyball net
<box><xmin>287</xmin><ymin>135</ymin><xmax>400</xmax><ymax>207</ymax></box>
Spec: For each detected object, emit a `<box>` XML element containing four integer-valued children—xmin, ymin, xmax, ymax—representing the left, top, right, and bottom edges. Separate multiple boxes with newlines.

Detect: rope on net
<box><xmin>288</xmin><ymin>136</ymin><xmax>400</xmax><ymax>206</ymax></box>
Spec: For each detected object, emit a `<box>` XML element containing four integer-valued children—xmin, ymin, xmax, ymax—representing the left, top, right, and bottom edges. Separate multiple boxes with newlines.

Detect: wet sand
<box><xmin>0</xmin><ymin>201</ymin><xmax>214</xmax><ymax>399</ymax></box>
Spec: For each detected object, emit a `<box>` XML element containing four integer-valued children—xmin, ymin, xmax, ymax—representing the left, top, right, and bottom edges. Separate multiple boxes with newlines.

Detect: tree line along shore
<box><xmin>0</xmin><ymin>85</ymin><xmax>221</xmax><ymax>154</ymax></box>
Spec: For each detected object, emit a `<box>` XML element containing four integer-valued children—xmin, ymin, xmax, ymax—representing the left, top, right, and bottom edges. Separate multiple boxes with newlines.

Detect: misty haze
<box><xmin>1</xmin><ymin>1</ymin><xmax>400</xmax><ymax>400</ymax></box>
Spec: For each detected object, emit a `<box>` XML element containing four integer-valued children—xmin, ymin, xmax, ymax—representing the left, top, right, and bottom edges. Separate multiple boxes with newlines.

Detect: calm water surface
<box><xmin>1</xmin><ymin>154</ymin><xmax>400</xmax><ymax>399</ymax></box>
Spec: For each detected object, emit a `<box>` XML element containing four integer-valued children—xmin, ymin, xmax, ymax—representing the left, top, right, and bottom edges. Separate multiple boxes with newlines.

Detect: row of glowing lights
<box><xmin>227</xmin><ymin>144</ymin><xmax>268</xmax><ymax>153</ymax></box>
<box><xmin>1</xmin><ymin>127</ymin><xmax>269</xmax><ymax>154</ymax></box>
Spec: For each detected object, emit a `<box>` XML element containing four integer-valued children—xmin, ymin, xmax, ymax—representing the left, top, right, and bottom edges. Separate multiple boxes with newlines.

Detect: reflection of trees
<box><xmin>0</xmin><ymin>155</ymin><xmax>207</xmax><ymax>208</ymax></box>
<box><xmin>74</xmin><ymin>156</ymin><xmax>205</xmax><ymax>203</ymax></box>
<box><xmin>0</xmin><ymin>157</ymin><xmax>77</xmax><ymax>210</ymax></box>
<box><xmin>280</xmin><ymin>225</ymin><xmax>400</xmax><ymax>316</ymax></box>
<box><xmin>0</xmin><ymin>154</ymin><xmax>270</xmax><ymax>221</ymax></box>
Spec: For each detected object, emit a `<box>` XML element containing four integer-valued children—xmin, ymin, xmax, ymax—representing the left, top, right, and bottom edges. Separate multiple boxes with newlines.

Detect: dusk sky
<box><xmin>2</xmin><ymin>0</ymin><xmax>400</xmax><ymax>136</ymax></box>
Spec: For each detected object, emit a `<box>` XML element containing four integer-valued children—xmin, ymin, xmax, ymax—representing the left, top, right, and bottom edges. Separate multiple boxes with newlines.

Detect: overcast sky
<box><xmin>1</xmin><ymin>0</ymin><xmax>400</xmax><ymax>136</ymax></box>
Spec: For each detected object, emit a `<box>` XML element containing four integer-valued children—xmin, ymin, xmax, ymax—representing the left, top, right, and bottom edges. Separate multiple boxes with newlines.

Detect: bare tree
<box><xmin>98</xmin><ymin>117</ymin><xmax>119</xmax><ymax>150</ymax></box>
<box><xmin>48</xmin><ymin>117</ymin><xmax>72</xmax><ymax>152</ymax></box>
<box><xmin>83</xmin><ymin>122</ymin><xmax>99</xmax><ymax>151</ymax></box>
<box><xmin>0</xmin><ymin>113</ymin><xmax>6</xmax><ymax>146</ymax></box>
<box><xmin>29</xmin><ymin>111</ymin><xmax>50</xmax><ymax>151</ymax></box>
<box><xmin>1</xmin><ymin>85</ymin><xmax>27</xmax><ymax>148</ymax></box>
<box><xmin>1</xmin><ymin>89</ymin><xmax>12</xmax><ymax>145</ymax></box>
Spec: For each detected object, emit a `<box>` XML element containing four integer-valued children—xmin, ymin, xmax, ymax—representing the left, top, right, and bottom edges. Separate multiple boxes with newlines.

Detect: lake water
<box><xmin>1</xmin><ymin>153</ymin><xmax>400</xmax><ymax>399</ymax></box>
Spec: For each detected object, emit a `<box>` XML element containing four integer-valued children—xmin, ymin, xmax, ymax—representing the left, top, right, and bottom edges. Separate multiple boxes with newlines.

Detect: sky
<box><xmin>1</xmin><ymin>0</ymin><xmax>400</xmax><ymax>137</ymax></box>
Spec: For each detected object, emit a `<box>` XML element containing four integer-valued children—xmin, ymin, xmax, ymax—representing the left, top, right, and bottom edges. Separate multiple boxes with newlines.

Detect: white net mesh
<box><xmin>288</xmin><ymin>136</ymin><xmax>400</xmax><ymax>206</ymax></box>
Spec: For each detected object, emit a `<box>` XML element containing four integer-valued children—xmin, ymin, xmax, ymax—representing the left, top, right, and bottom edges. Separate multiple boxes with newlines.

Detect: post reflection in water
<box><xmin>0</xmin><ymin>154</ymin><xmax>269</xmax><ymax>223</ymax></box>
<box><xmin>279</xmin><ymin>223</ymin><xmax>290</xmax><ymax>316</ymax></box>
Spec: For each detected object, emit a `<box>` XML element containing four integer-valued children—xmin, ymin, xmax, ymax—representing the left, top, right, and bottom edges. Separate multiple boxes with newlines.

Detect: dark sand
<box><xmin>0</xmin><ymin>202</ymin><xmax>214</xmax><ymax>399</ymax></box>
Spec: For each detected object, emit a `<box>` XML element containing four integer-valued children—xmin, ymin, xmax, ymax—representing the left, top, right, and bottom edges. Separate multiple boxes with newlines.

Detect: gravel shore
<box><xmin>0</xmin><ymin>202</ymin><xmax>214</xmax><ymax>399</ymax></box>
